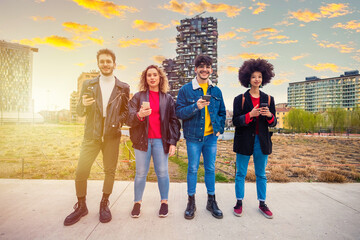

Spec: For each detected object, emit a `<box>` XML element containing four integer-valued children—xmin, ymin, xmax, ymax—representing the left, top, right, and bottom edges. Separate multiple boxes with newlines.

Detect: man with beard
<box><xmin>176</xmin><ymin>54</ymin><xmax>226</xmax><ymax>220</ymax></box>
<box><xmin>64</xmin><ymin>49</ymin><xmax>130</xmax><ymax>226</ymax></box>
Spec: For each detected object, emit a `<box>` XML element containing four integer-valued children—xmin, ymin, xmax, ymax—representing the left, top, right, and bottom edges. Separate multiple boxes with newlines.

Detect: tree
<box><xmin>326</xmin><ymin>107</ymin><xmax>347</xmax><ymax>135</ymax></box>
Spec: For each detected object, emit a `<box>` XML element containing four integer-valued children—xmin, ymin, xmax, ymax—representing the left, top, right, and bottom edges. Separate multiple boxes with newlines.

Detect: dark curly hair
<box><xmin>238</xmin><ymin>58</ymin><xmax>275</xmax><ymax>88</ymax></box>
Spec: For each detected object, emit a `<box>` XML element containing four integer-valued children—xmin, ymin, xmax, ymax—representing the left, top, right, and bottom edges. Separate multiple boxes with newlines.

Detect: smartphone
<box><xmin>83</xmin><ymin>86</ymin><xmax>94</xmax><ymax>99</ymax></box>
<box><xmin>202</xmin><ymin>95</ymin><xmax>211</xmax><ymax>102</ymax></box>
<box><xmin>142</xmin><ymin>101</ymin><xmax>150</xmax><ymax>108</ymax></box>
<box><xmin>260</xmin><ymin>103</ymin><xmax>268</xmax><ymax>108</ymax></box>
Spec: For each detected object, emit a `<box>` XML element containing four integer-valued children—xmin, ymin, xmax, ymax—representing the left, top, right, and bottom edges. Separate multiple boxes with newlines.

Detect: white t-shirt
<box><xmin>99</xmin><ymin>74</ymin><xmax>115</xmax><ymax>117</ymax></box>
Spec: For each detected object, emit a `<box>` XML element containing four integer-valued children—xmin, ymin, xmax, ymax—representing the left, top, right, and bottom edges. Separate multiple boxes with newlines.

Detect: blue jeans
<box><xmin>235</xmin><ymin>135</ymin><xmax>268</xmax><ymax>201</ymax></box>
<box><xmin>186</xmin><ymin>134</ymin><xmax>218</xmax><ymax>196</ymax></box>
<box><xmin>134</xmin><ymin>138</ymin><xmax>169</xmax><ymax>202</ymax></box>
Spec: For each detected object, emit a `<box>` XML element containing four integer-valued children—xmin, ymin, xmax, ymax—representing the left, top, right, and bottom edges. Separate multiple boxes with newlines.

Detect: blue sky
<box><xmin>1</xmin><ymin>0</ymin><xmax>359</xmax><ymax>112</ymax></box>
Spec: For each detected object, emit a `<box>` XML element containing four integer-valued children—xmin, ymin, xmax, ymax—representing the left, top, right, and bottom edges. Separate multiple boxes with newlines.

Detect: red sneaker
<box><xmin>131</xmin><ymin>203</ymin><xmax>141</xmax><ymax>218</ymax></box>
<box><xmin>259</xmin><ymin>204</ymin><xmax>273</xmax><ymax>219</ymax></box>
<box><xmin>233</xmin><ymin>200</ymin><xmax>242</xmax><ymax>217</ymax></box>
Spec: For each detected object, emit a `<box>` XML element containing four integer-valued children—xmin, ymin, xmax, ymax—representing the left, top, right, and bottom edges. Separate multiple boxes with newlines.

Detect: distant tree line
<box><xmin>284</xmin><ymin>107</ymin><xmax>360</xmax><ymax>134</ymax></box>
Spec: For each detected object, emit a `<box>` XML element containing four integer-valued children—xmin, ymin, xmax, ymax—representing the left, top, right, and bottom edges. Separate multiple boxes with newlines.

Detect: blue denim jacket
<box><xmin>176</xmin><ymin>78</ymin><xmax>226</xmax><ymax>142</ymax></box>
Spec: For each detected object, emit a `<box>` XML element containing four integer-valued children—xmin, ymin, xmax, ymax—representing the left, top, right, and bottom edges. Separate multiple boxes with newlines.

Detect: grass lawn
<box><xmin>0</xmin><ymin>124</ymin><xmax>359</xmax><ymax>183</ymax></box>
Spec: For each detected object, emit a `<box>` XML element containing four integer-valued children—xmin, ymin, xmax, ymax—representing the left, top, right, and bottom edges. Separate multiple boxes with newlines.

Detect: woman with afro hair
<box><xmin>232</xmin><ymin>58</ymin><xmax>277</xmax><ymax>219</ymax></box>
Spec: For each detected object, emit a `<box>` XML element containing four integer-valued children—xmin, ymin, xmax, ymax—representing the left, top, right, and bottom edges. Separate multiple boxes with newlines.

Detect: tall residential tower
<box><xmin>163</xmin><ymin>15</ymin><xmax>218</xmax><ymax>100</ymax></box>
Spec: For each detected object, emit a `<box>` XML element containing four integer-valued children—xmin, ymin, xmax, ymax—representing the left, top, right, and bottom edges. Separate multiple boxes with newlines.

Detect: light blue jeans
<box><xmin>134</xmin><ymin>138</ymin><xmax>169</xmax><ymax>202</ymax></box>
<box><xmin>235</xmin><ymin>135</ymin><xmax>268</xmax><ymax>201</ymax></box>
<box><xmin>186</xmin><ymin>134</ymin><xmax>218</xmax><ymax>196</ymax></box>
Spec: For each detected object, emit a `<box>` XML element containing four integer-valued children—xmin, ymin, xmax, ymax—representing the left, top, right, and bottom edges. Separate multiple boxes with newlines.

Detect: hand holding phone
<box><xmin>202</xmin><ymin>95</ymin><xmax>211</xmax><ymax>102</ymax></box>
<box><xmin>82</xmin><ymin>86</ymin><xmax>95</xmax><ymax>106</ymax></box>
<box><xmin>142</xmin><ymin>101</ymin><xmax>150</xmax><ymax>109</ymax></box>
<box><xmin>260</xmin><ymin>103</ymin><xmax>268</xmax><ymax>108</ymax></box>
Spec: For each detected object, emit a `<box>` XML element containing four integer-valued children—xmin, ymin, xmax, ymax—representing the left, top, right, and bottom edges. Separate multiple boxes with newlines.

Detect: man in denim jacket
<box><xmin>176</xmin><ymin>54</ymin><xmax>226</xmax><ymax>220</ymax></box>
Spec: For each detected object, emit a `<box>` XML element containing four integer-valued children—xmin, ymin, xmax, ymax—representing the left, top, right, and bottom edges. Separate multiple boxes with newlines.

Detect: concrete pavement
<box><xmin>0</xmin><ymin>179</ymin><xmax>359</xmax><ymax>240</ymax></box>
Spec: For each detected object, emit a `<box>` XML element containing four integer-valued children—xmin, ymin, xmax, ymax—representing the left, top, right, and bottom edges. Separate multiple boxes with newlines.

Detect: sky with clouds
<box><xmin>1</xmin><ymin>0</ymin><xmax>359</xmax><ymax>112</ymax></box>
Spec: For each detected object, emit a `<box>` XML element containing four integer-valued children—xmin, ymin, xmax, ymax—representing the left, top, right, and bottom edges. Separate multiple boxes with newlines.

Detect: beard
<box><xmin>100</xmin><ymin>68</ymin><xmax>114</xmax><ymax>76</ymax></box>
<box><xmin>198</xmin><ymin>71</ymin><xmax>210</xmax><ymax>80</ymax></box>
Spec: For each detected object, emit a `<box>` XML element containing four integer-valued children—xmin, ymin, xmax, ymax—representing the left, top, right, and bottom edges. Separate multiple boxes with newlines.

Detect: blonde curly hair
<box><xmin>139</xmin><ymin>65</ymin><xmax>169</xmax><ymax>93</ymax></box>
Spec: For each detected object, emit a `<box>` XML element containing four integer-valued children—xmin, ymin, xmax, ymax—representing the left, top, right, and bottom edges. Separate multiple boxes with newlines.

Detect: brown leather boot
<box><xmin>64</xmin><ymin>199</ymin><xmax>88</xmax><ymax>226</ymax></box>
<box><xmin>99</xmin><ymin>198</ymin><xmax>112</xmax><ymax>223</ymax></box>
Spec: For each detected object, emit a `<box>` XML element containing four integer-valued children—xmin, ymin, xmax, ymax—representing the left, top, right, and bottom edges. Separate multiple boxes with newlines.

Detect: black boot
<box><xmin>184</xmin><ymin>195</ymin><xmax>196</xmax><ymax>220</ymax></box>
<box><xmin>99</xmin><ymin>198</ymin><xmax>112</xmax><ymax>223</ymax></box>
<box><xmin>206</xmin><ymin>194</ymin><xmax>223</xmax><ymax>219</ymax></box>
<box><xmin>64</xmin><ymin>198</ymin><xmax>88</xmax><ymax>226</ymax></box>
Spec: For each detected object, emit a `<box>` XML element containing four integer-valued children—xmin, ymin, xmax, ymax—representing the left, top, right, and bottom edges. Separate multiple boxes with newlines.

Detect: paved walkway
<box><xmin>0</xmin><ymin>179</ymin><xmax>359</xmax><ymax>240</ymax></box>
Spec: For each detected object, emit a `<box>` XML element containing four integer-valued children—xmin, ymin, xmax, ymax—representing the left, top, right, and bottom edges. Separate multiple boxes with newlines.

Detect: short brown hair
<box><xmin>139</xmin><ymin>65</ymin><xmax>169</xmax><ymax>93</ymax></box>
<box><xmin>96</xmin><ymin>49</ymin><xmax>116</xmax><ymax>63</ymax></box>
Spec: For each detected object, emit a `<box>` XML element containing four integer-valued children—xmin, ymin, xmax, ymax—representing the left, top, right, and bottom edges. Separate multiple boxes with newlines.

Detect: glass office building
<box><xmin>0</xmin><ymin>40</ymin><xmax>38</xmax><ymax>112</ymax></box>
<box><xmin>288</xmin><ymin>71</ymin><xmax>360</xmax><ymax>112</ymax></box>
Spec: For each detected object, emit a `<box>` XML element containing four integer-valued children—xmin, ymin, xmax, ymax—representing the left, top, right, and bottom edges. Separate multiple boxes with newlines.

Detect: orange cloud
<box><xmin>132</xmin><ymin>20</ymin><xmax>170</xmax><ymax>31</ymax></box>
<box><xmin>226</xmin><ymin>66</ymin><xmax>238</xmax><ymax>73</ymax></box>
<box><xmin>352</xmin><ymin>55</ymin><xmax>360</xmax><ymax>62</ymax></box>
<box><xmin>219</xmin><ymin>31</ymin><xmax>236</xmax><ymax>40</ymax></box>
<box><xmin>305</xmin><ymin>63</ymin><xmax>341</xmax><ymax>72</ymax></box>
<box><xmin>153</xmin><ymin>55</ymin><xmax>166</xmax><ymax>64</ymax></box>
<box><xmin>254</xmin><ymin>27</ymin><xmax>279</xmax><ymax>34</ymax></box>
<box><xmin>18</xmin><ymin>35</ymin><xmax>80</xmax><ymax>50</ymax></box>
<box><xmin>275</xmin><ymin>20</ymin><xmax>294</xmax><ymax>26</ymax></box>
<box><xmin>235</xmin><ymin>27</ymin><xmax>251</xmax><ymax>32</ymax></box>
<box><xmin>252</xmin><ymin>2</ymin><xmax>268</xmax><ymax>15</ymax></box>
<box><xmin>63</xmin><ymin>22</ymin><xmax>98</xmax><ymax>35</ymax></box>
<box><xmin>268</xmin><ymin>35</ymin><xmax>289</xmax><ymax>40</ymax></box>
<box><xmin>72</xmin><ymin>0</ymin><xmax>138</xmax><ymax>18</ymax></box>
<box><xmin>277</xmin><ymin>40</ymin><xmax>298</xmax><ymax>44</ymax></box>
<box><xmin>31</xmin><ymin>16</ymin><xmax>56</xmax><ymax>21</ymax></box>
<box><xmin>63</xmin><ymin>22</ymin><xmax>103</xmax><ymax>45</ymax></box>
<box><xmin>254</xmin><ymin>33</ymin><xmax>268</xmax><ymax>40</ymax></box>
<box><xmin>116</xmin><ymin>65</ymin><xmax>127</xmax><ymax>70</ymax></box>
<box><xmin>118</xmin><ymin>38</ymin><xmax>160</xmax><ymax>48</ymax></box>
<box><xmin>317</xmin><ymin>40</ymin><xmax>355</xmax><ymax>53</ymax></box>
<box><xmin>320</xmin><ymin>3</ymin><xmax>350</xmax><ymax>18</ymax></box>
<box><xmin>229</xmin><ymin>52</ymin><xmax>279</xmax><ymax>60</ymax></box>
<box><xmin>171</xmin><ymin>20</ymin><xmax>180</xmax><ymax>26</ymax></box>
<box><xmin>333</xmin><ymin>20</ymin><xmax>360</xmax><ymax>32</ymax></box>
<box><xmin>272</xmin><ymin>79</ymin><xmax>289</xmax><ymax>85</ymax></box>
<box><xmin>241</xmin><ymin>41</ymin><xmax>260</xmax><ymax>48</ymax></box>
<box><xmin>292</xmin><ymin>54</ymin><xmax>309</xmax><ymax>61</ymax></box>
<box><xmin>289</xmin><ymin>9</ymin><xmax>321</xmax><ymax>23</ymax></box>
<box><xmin>160</xmin><ymin>0</ymin><xmax>244</xmax><ymax>18</ymax></box>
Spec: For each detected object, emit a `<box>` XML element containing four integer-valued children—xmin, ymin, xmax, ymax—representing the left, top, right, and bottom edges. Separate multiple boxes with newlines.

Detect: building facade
<box><xmin>288</xmin><ymin>71</ymin><xmax>360</xmax><ymax>112</ymax></box>
<box><xmin>275</xmin><ymin>103</ymin><xmax>291</xmax><ymax>129</ymax></box>
<box><xmin>69</xmin><ymin>70</ymin><xmax>99</xmax><ymax>123</ymax></box>
<box><xmin>0</xmin><ymin>40</ymin><xmax>38</xmax><ymax>113</ymax></box>
<box><xmin>162</xmin><ymin>15</ymin><xmax>218</xmax><ymax>100</ymax></box>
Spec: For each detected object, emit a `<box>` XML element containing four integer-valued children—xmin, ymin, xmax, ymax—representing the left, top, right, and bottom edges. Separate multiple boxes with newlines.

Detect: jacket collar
<box><xmin>88</xmin><ymin>76</ymin><xmax>124</xmax><ymax>89</ymax></box>
<box><xmin>244</xmin><ymin>89</ymin><xmax>268</xmax><ymax>109</ymax></box>
<box><xmin>192</xmin><ymin>77</ymin><xmax>215</xmax><ymax>90</ymax></box>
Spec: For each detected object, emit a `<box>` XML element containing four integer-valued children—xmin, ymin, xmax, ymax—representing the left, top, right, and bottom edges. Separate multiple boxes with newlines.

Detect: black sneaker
<box><xmin>158</xmin><ymin>203</ymin><xmax>168</xmax><ymax>218</ymax></box>
<box><xmin>131</xmin><ymin>203</ymin><xmax>141</xmax><ymax>218</ymax></box>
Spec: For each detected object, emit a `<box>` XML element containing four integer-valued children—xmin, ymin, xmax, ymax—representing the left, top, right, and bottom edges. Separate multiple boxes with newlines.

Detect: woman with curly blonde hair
<box><xmin>127</xmin><ymin>65</ymin><xmax>181</xmax><ymax>218</ymax></box>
